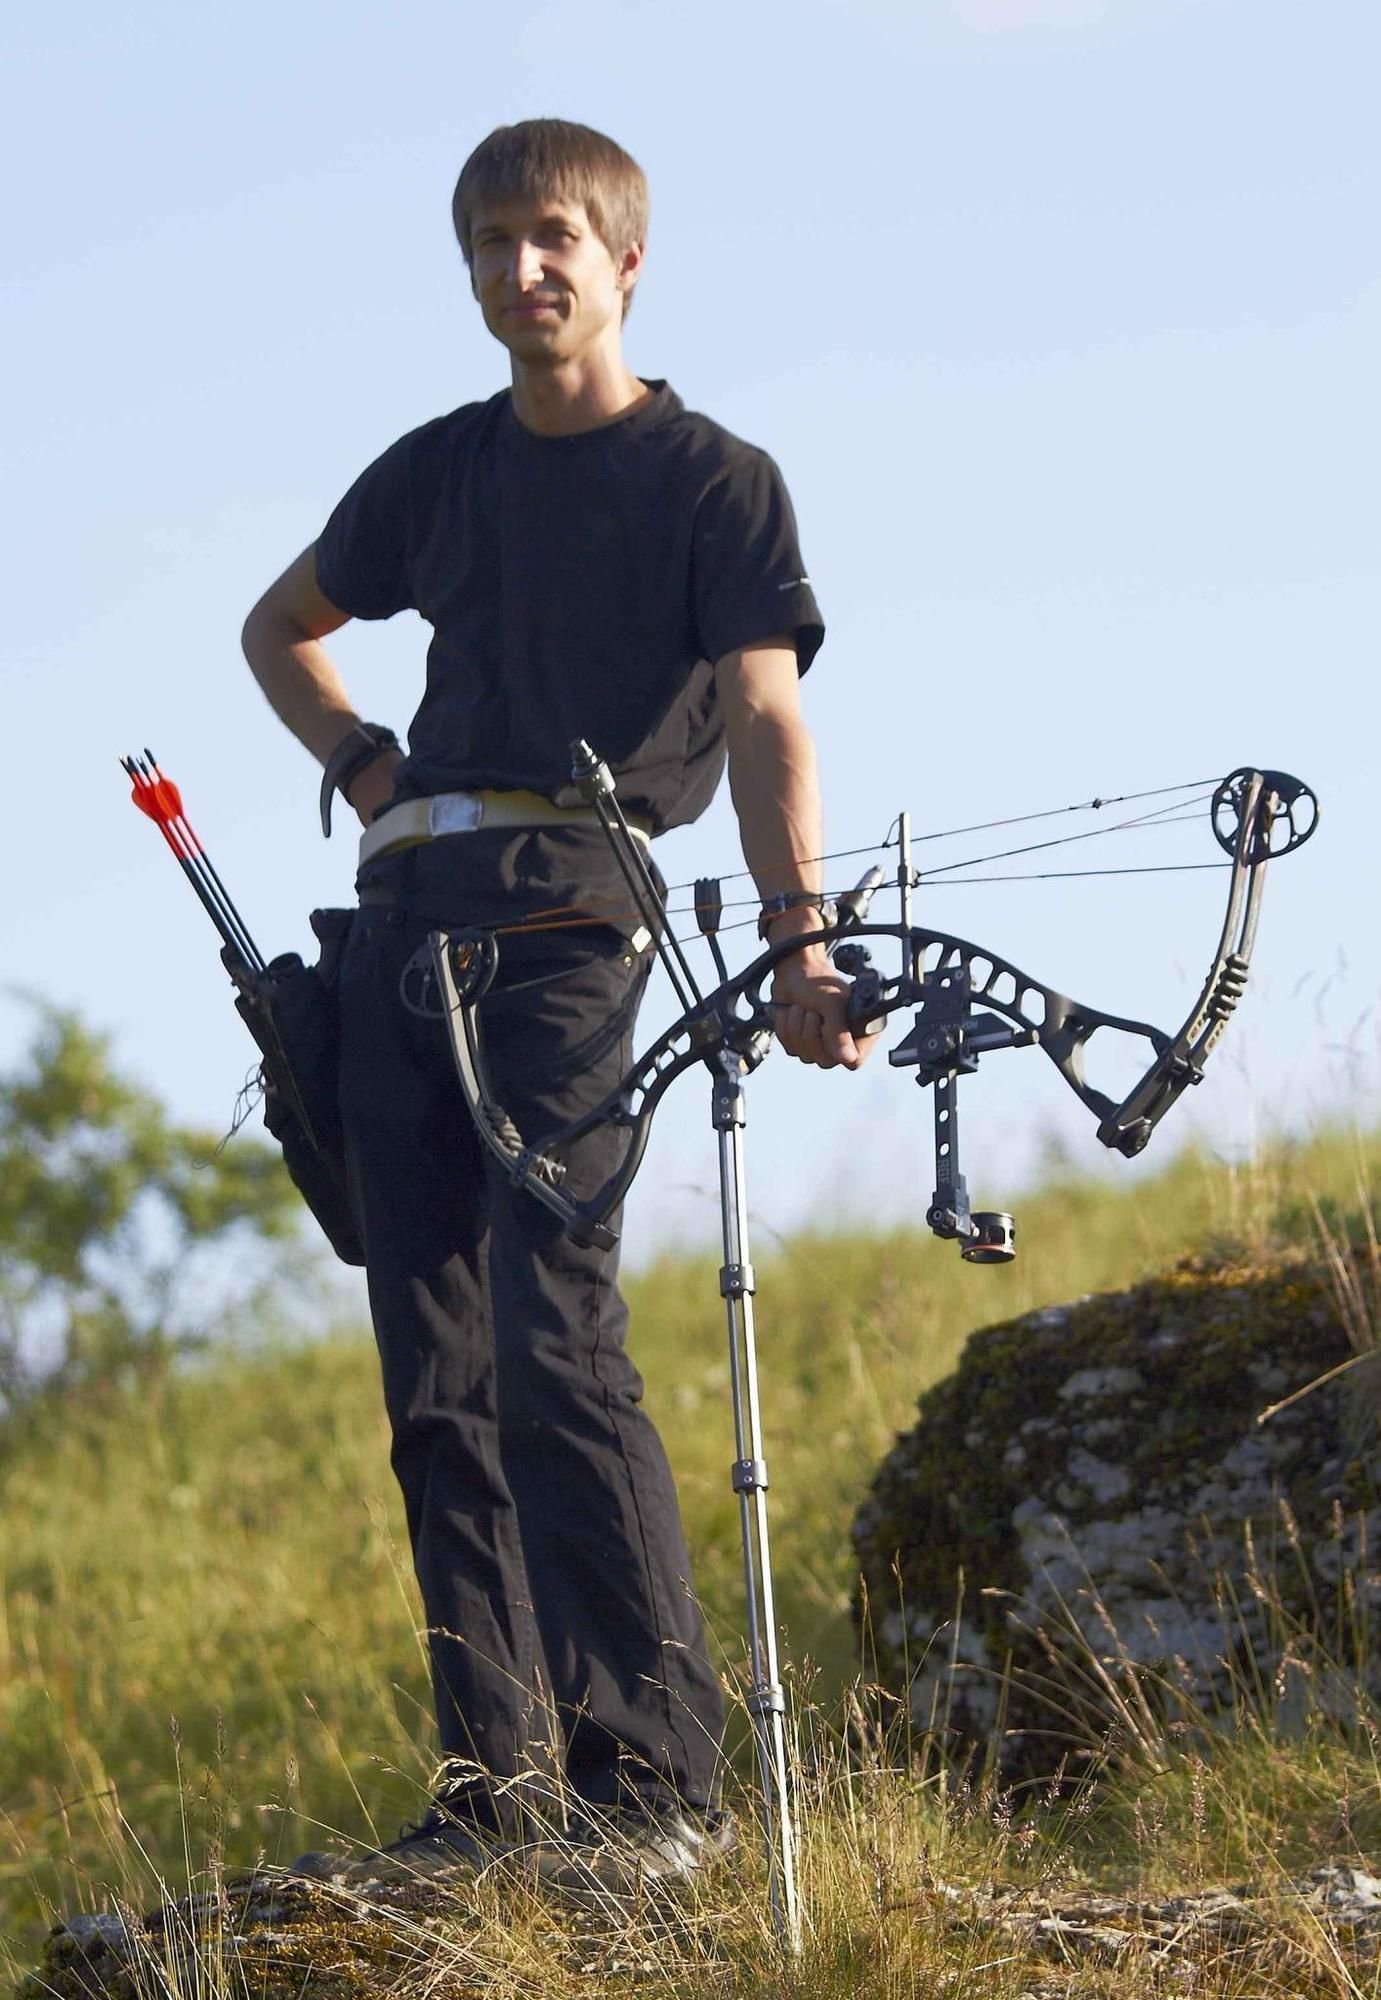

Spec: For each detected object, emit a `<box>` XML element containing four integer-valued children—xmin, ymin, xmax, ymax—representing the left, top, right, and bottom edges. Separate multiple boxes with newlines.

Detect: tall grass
<box><xmin>2</xmin><ymin>1128</ymin><xmax>1379</xmax><ymax>1994</ymax></box>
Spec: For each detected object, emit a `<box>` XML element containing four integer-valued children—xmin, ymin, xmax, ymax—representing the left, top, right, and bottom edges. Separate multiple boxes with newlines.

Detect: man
<box><xmin>241</xmin><ymin>118</ymin><xmax>867</xmax><ymax>1888</ymax></box>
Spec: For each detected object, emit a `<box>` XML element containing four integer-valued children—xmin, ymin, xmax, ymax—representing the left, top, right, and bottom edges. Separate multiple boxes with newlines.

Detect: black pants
<box><xmin>336</xmin><ymin>901</ymin><xmax>725</xmax><ymax>1834</ymax></box>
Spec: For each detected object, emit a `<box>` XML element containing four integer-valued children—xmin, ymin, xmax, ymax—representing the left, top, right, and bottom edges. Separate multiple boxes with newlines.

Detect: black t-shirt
<box><xmin>314</xmin><ymin>381</ymin><xmax>824</xmax><ymax>837</ymax></box>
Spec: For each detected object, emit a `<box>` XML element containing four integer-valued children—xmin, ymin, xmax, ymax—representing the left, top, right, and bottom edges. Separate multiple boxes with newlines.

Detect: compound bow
<box><xmin>430</xmin><ymin>753</ymin><xmax>1318</xmax><ymax>1262</ymax></box>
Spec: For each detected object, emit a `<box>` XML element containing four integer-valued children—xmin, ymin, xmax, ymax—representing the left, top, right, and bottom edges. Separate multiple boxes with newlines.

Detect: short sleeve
<box><xmin>314</xmin><ymin>433</ymin><xmax>415</xmax><ymax>621</ymax></box>
<box><xmin>691</xmin><ymin>450</ymin><xmax>825</xmax><ymax>673</ymax></box>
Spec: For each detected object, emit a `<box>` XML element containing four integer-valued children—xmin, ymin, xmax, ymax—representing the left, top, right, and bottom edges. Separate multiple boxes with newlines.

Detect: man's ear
<box><xmin>617</xmin><ymin>238</ymin><xmax>646</xmax><ymax>298</ymax></box>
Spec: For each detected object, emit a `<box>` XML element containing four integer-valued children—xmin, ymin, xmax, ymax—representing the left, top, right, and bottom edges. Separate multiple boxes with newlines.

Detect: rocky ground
<box><xmin>928</xmin><ymin>1865</ymin><xmax>1381</xmax><ymax>1997</ymax></box>
<box><xmin>20</xmin><ymin>1862</ymin><xmax>717</xmax><ymax>2000</ymax></box>
<box><xmin>20</xmin><ymin>1863</ymin><xmax>1381</xmax><ymax>1998</ymax></box>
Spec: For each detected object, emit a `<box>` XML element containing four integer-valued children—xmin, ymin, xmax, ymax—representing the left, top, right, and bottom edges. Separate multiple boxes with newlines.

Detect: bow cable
<box><xmin>912</xmin><ymin>791</ymin><xmax>1213</xmax><ymax>883</ymax></box>
<box><xmin>661</xmin><ymin>773</ymin><xmax>1219</xmax><ymax>898</ymax></box>
<box><xmin>470</xmin><ymin>788</ymin><xmax>1220</xmax><ymax>941</ymax></box>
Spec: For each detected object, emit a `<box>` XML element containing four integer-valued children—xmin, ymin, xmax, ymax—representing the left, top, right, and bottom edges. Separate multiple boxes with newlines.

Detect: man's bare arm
<box><xmin>717</xmin><ymin>640</ymin><xmax>870</xmax><ymax>1071</ymax></box>
<box><xmin>241</xmin><ymin>545</ymin><xmax>401</xmax><ymax>824</ymax></box>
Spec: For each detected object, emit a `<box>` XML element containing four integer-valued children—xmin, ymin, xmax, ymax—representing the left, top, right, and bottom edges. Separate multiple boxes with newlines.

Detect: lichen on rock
<box><xmin>851</xmin><ymin>1246</ymin><xmax>1381</xmax><ymax>1779</ymax></box>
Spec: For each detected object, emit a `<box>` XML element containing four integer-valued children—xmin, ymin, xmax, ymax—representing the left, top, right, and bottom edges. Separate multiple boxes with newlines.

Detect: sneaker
<box><xmin>288</xmin><ymin>1802</ymin><xmax>518</xmax><ymax>1884</ymax></box>
<box><xmin>534</xmin><ymin>1804</ymin><xmax>737</xmax><ymax>1897</ymax></box>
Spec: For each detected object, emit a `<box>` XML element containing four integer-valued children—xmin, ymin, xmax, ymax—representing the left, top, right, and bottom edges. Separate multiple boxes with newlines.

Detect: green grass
<box><xmin>2</xmin><ymin>1127</ymin><xmax>1379</xmax><ymax>1995</ymax></box>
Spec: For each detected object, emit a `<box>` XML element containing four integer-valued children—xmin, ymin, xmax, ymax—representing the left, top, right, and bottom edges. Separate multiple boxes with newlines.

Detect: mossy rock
<box><xmin>851</xmin><ymin>1246</ymin><xmax>1381</xmax><ymax>1781</ymax></box>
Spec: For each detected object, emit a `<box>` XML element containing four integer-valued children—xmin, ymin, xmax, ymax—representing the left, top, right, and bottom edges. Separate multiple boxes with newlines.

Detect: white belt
<box><xmin>358</xmin><ymin>789</ymin><xmax>652</xmax><ymax>869</ymax></box>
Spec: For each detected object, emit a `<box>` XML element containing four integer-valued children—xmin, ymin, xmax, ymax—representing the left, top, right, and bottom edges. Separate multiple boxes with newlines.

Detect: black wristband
<box><xmin>319</xmin><ymin>723</ymin><xmax>399</xmax><ymax>837</ymax></box>
<box><xmin>757</xmin><ymin>891</ymin><xmax>837</xmax><ymax>941</ymax></box>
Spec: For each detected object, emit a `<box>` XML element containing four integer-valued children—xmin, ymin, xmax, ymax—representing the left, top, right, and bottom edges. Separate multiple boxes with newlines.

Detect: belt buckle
<box><xmin>429</xmin><ymin>793</ymin><xmax>484</xmax><ymax>837</ymax></box>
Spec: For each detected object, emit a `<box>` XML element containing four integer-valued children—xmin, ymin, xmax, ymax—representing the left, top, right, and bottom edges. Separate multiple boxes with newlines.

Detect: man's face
<box><xmin>469</xmin><ymin>196</ymin><xmax>640</xmax><ymax>364</ymax></box>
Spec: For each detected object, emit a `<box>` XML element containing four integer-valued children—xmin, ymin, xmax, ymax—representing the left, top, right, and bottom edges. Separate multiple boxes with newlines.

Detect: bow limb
<box><xmin>1095</xmin><ymin>766</ymin><xmax>1315</xmax><ymax>1154</ymax></box>
<box><xmin>427</xmin><ymin>929</ymin><xmax>621</xmax><ymax>1248</ymax></box>
<box><xmin>1093</xmin><ymin>770</ymin><xmax>1266</xmax><ymax>1155</ymax></box>
<box><xmin>429</xmin><ymin>928</ymin><xmax>774</xmax><ymax>1250</ymax></box>
<box><xmin>429</xmin><ymin>921</ymin><xmax>869</xmax><ymax>1246</ymax></box>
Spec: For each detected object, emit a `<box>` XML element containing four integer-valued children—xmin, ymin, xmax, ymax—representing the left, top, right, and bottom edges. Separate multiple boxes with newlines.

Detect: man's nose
<box><xmin>510</xmin><ymin>238</ymin><xmax>545</xmax><ymax>289</ymax></box>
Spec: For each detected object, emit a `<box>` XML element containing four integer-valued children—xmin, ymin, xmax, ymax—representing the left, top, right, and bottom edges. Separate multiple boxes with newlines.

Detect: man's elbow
<box><xmin>242</xmin><ymin>546</ymin><xmax>348</xmax><ymax>661</ymax></box>
<box><xmin>240</xmin><ymin>593</ymin><xmax>295</xmax><ymax>676</ymax></box>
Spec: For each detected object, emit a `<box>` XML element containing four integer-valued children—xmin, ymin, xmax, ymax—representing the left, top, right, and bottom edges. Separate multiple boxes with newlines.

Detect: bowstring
<box><xmin>478</xmin><ymin>782</ymin><xmax>1224</xmax><ymax>942</ymax></box>
<box><xmin>660</xmin><ymin>773</ymin><xmax>1220</xmax><ymax>896</ymax></box>
<box><xmin>701</xmin><ymin>858</ymin><xmax>1230</xmax><ymax>934</ymax></box>
<box><xmin>913</xmin><ymin>791</ymin><xmax>1215</xmax><ymax>881</ymax></box>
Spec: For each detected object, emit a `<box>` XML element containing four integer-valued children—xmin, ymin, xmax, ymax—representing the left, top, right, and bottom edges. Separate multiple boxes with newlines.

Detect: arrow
<box><xmin>123</xmin><ymin>751</ymin><xmax>266</xmax><ymax>974</ymax></box>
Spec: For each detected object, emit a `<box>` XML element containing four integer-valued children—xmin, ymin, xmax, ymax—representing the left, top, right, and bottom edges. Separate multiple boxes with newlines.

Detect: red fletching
<box><xmin>127</xmin><ymin>753</ymin><xmax>202</xmax><ymax>856</ymax></box>
<box><xmin>120</xmin><ymin>748</ymin><xmax>266</xmax><ymax>972</ymax></box>
<box><xmin>127</xmin><ymin>759</ymin><xmax>182</xmax><ymax>856</ymax></box>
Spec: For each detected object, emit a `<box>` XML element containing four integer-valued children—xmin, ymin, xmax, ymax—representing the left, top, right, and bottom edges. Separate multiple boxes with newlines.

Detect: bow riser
<box><xmin>430</xmin><ymin>918</ymin><xmax>1182</xmax><ymax>1246</ymax></box>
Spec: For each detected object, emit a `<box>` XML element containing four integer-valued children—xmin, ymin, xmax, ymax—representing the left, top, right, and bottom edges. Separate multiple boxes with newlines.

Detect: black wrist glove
<box><xmin>319</xmin><ymin>723</ymin><xmax>399</xmax><ymax>837</ymax></box>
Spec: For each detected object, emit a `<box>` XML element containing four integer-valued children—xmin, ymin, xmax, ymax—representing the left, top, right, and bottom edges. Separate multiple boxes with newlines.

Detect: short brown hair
<box><xmin>452</xmin><ymin>119</ymin><xmax>648</xmax><ymax>314</ymax></box>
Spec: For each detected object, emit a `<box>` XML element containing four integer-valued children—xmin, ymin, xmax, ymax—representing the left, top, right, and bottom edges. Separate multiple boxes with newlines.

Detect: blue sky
<box><xmin>3</xmin><ymin>0</ymin><xmax>1376</xmax><ymax>1266</ymax></box>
